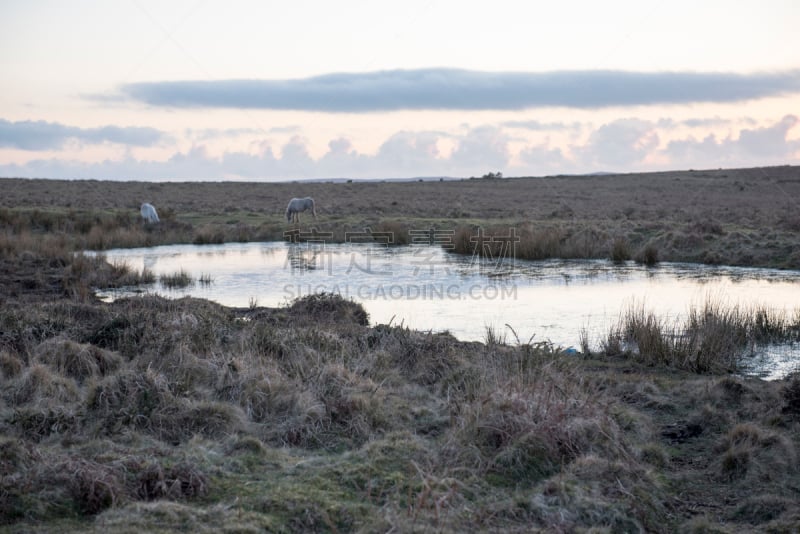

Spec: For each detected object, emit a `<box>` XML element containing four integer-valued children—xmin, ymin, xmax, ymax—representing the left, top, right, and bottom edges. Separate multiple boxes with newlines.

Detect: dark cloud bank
<box><xmin>121</xmin><ymin>68</ymin><xmax>800</xmax><ymax>112</ymax></box>
<box><xmin>0</xmin><ymin>119</ymin><xmax>166</xmax><ymax>150</ymax></box>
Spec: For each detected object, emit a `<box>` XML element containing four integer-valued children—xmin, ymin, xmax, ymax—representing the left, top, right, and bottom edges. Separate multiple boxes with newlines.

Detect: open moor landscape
<box><xmin>1</xmin><ymin>167</ymin><xmax>800</xmax><ymax>532</ymax></box>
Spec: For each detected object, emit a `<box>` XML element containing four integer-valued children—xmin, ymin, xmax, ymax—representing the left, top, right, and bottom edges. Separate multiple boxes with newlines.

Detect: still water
<box><xmin>93</xmin><ymin>241</ymin><xmax>800</xmax><ymax>380</ymax></box>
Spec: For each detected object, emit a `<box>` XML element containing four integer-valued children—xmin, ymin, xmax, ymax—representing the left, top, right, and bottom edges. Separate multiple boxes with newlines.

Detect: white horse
<box><xmin>140</xmin><ymin>202</ymin><xmax>160</xmax><ymax>223</ymax></box>
<box><xmin>286</xmin><ymin>197</ymin><xmax>316</xmax><ymax>223</ymax></box>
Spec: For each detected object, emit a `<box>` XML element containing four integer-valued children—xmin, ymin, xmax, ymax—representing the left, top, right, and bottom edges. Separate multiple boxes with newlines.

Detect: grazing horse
<box><xmin>140</xmin><ymin>202</ymin><xmax>160</xmax><ymax>223</ymax></box>
<box><xmin>286</xmin><ymin>197</ymin><xmax>316</xmax><ymax>223</ymax></box>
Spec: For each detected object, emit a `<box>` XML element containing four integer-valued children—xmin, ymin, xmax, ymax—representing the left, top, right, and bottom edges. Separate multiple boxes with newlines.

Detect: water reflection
<box><xmin>91</xmin><ymin>241</ymin><xmax>800</xmax><ymax>379</ymax></box>
<box><xmin>286</xmin><ymin>244</ymin><xmax>323</xmax><ymax>271</ymax></box>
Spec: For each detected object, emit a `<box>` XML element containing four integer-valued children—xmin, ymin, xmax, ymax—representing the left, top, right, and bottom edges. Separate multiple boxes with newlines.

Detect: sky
<box><xmin>1</xmin><ymin>0</ymin><xmax>799</xmax><ymax>181</ymax></box>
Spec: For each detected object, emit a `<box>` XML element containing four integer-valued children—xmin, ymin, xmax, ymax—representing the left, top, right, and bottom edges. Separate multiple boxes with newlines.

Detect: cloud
<box><xmin>316</xmin><ymin>138</ymin><xmax>371</xmax><ymax>177</ymax></box>
<box><xmin>517</xmin><ymin>144</ymin><xmax>572</xmax><ymax>175</ymax></box>
<box><xmin>119</xmin><ymin>68</ymin><xmax>800</xmax><ymax>112</ymax></box>
<box><xmin>0</xmin><ymin>128</ymin><xmax>479</xmax><ymax>180</ymax></box>
<box><xmin>665</xmin><ymin>114</ymin><xmax>800</xmax><ymax>166</ymax></box>
<box><xmin>735</xmin><ymin>115</ymin><xmax>799</xmax><ymax>158</ymax></box>
<box><xmin>0</xmin><ymin>119</ymin><xmax>167</xmax><ymax>150</ymax></box>
<box><xmin>577</xmin><ymin>118</ymin><xmax>660</xmax><ymax>167</ymax></box>
<box><xmin>2</xmin><ymin>117</ymin><xmax>798</xmax><ymax>181</ymax></box>
<box><xmin>449</xmin><ymin>126</ymin><xmax>510</xmax><ymax>171</ymax></box>
<box><xmin>374</xmin><ymin>131</ymin><xmax>444</xmax><ymax>174</ymax></box>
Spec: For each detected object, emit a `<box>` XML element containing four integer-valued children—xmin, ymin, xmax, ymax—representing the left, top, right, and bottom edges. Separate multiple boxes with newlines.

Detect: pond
<box><xmin>92</xmin><ymin>241</ymin><xmax>800</xmax><ymax>380</ymax></box>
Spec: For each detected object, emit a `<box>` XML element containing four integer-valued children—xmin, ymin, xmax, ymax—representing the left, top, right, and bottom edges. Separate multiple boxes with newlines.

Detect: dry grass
<box><xmin>159</xmin><ymin>269</ymin><xmax>193</xmax><ymax>289</ymax></box>
<box><xmin>598</xmin><ymin>299</ymin><xmax>800</xmax><ymax>373</ymax></box>
<box><xmin>2</xmin><ymin>164</ymin><xmax>800</xmax><ymax>267</ymax></box>
<box><xmin>1</xmin><ymin>278</ymin><xmax>798</xmax><ymax>531</ymax></box>
<box><xmin>1</xmin><ymin>167</ymin><xmax>800</xmax><ymax>531</ymax></box>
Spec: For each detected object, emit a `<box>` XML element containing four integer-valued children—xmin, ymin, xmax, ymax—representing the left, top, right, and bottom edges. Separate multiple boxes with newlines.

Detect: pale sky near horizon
<box><xmin>1</xmin><ymin>0</ymin><xmax>799</xmax><ymax>181</ymax></box>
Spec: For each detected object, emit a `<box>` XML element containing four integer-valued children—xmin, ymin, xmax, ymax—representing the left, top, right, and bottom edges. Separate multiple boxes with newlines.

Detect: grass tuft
<box><xmin>160</xmin><ymin>269</ymin><xmax>194</xmax><ymax>289</ymax></box>
<box><xmin>288</xmin><ymin>292</ymin><xmax>369</xmax><ymax>326</ymax></box>
<box><xmin>136</xmin><ymin>461</ymin><xmax>209</xmax><ymax>501</ymax></box>
<box><xmin>610</xmin><ymin>236</ymin><xmax>631</xmax><ymax>263</ymax></box>
<box><xmin>601</xmin><ymin>299</ymin><xmax>800</xmax><ymax>373</ymax></box>
<box><xmin>635</xmin><ymin>242</ymin><xmax>659</xmax><ymax>265</ymax></box>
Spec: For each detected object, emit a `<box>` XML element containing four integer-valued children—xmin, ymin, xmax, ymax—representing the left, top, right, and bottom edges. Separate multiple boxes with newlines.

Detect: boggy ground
<box><xmin>2</xmin><ymin>164</ymin><xmax>800</xmax><ymax>268</ymax></box>
<box><xmin>2</xmin><ymin>167</ymin><xmax>800</xmax><ymax>531</ymax></box>
<box><xmin>1</xmin><ymin>231</ymin><xmax>799</xmax><ymax>532</ymax></box>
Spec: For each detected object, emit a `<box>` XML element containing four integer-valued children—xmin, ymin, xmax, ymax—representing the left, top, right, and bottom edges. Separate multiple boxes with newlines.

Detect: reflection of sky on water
<box><xmin>92</xmin><ymin>242</ymin><xmax>800</xmax><ymax>379</ymax></box>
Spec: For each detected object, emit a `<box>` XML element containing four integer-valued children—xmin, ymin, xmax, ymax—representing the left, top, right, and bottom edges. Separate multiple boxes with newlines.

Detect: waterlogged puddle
<box><xmin>92</xmin><ymin>241</ymin><xmax>800</xmax><ymax>379</ymax></box>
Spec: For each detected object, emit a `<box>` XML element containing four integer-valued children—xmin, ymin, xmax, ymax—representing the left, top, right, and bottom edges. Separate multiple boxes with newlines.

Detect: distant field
<box><xmin>2</xmin><ymin>165</ymin><xmax>800</xmax><ymax>267</ymax></box>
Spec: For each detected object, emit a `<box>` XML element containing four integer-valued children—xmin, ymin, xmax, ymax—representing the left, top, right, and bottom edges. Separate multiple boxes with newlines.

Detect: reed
<box><xmin>610</xmin><ymin>236</ymin><xmax>631</xmax><ymax>263</ymax></box>
<box><xmin>604</xmin><ymin>299</ymin><xmax>800</xmax><ymax>372</ymax></box>
<box><xmin>159</xmin><ymin>269</ymin><xmax>194</xmax><ymax>289</ymax></box>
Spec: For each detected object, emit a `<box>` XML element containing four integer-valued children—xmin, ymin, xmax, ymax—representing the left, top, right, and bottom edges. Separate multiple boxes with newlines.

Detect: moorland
<box><xmin>2</xmin><ymin>164</ymin><xmax>800</xmax><ymax>267</ymax></box>
<box><xmin>1</xmin><ymin>167</ymin><xmax>799</xmax><ymax>532</ymax></box>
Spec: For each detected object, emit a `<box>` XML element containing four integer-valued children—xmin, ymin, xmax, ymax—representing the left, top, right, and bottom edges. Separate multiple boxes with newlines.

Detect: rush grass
<box><xmin>600</xmin><ymin>300</ymin><xmax>800</xmax><ymax>373</ymax></box>
<box><xmin>159</xmin><ymin>269</ymin><xmax>193</xmax><ymax>289</ymax></box>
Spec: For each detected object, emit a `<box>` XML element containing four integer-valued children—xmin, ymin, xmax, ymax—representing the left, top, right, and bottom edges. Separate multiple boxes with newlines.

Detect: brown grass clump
<box><xmin>610</xmin><ymin>236</ymin><xmax>631</xmax><ymax>263</ymax></box>
<box><xmin>0</xmin><ymin>437</ymin><xmax>38</xmax><ymax>477</ymax></box>
<box><xmin>159</xmin><ymin>269</ymin><xmax>194</xmax><ymax>289</ymax></box>
<box><xmin>288</xmin><ymin>292</ymin><xmax>369</xmax><ymax>326</ymax></box>
<box><xmin>442</xmin><ymin>352</ymin><xmax>622</xmax><ymax>488</ymax></box>
<box><xmin>372</xmin><ymin>220</ymin><xmax>411</xmax><ymax>245</ymax></box>
<box><xmin>602</xmin><ymin>299</ymin><xmax>799</xmax><ymax>373</ymax></box>
<box><xmin>0</xmin><ymin>350</ymin><xmax>23</xmax><ymax>379</ymax></box>
<box><xmin>86</xmin><ymin>368</ymin><xmax>175</xmax><ymax>434</ymax></box>
<box><xmin>193</xmin><ymin>224</ymin><xmax>226</xmax><ymax>245</ymax></box>
<box><xmin>8</xmin><ymin>405</ymin><xmax>80</xmax><ymax>442</ymax></box>
<box><xmin>86</xmin><ymin>364</ymin><xmax>246</xmax><ymax>443</ymax></box>
<box><xmin>66</xmin><ymin>458</ymin><xmax>127</xmax><ymax>515</ymax></box>
<box><xmin>34</xmin><ymin>338</ymin><xmax>123</xmax><ymax>382</ymax></box>
<box><xmin>635</xmin><ymin>242</ymin><xmax>660</xmax><ymax>265</ymax></box>
<box><xmin>370</xmin><ymin>326</ymin><xmax>470</xmax><ymax>389</ymax></box>
<box><xmin>716</xmin><ymin>423</ymin><xmax>796</xmax><ymax>482</ymax></box>
<box><xmin>157</xmin><ymin>400</ymin><xmax>246</xmax><ymax>443</ymax></box>
<box><xmin>229</xmin><ymin>364</ymin><xmax>323</xmax><ymax>423</ymax></box>
<box><xmin>315</xmin><ymin>363</ymin><xmax>390</xmax><ymax>445</ymax></box>
<box><xmin>3</xmin><ymin>364</ymin><xmax>81</xmax><ymax>406</ymax></box>
<box><xmin>136</xmin><ymin>461</ymin><xmax>209</xmax><ymax>501</ymax></box>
